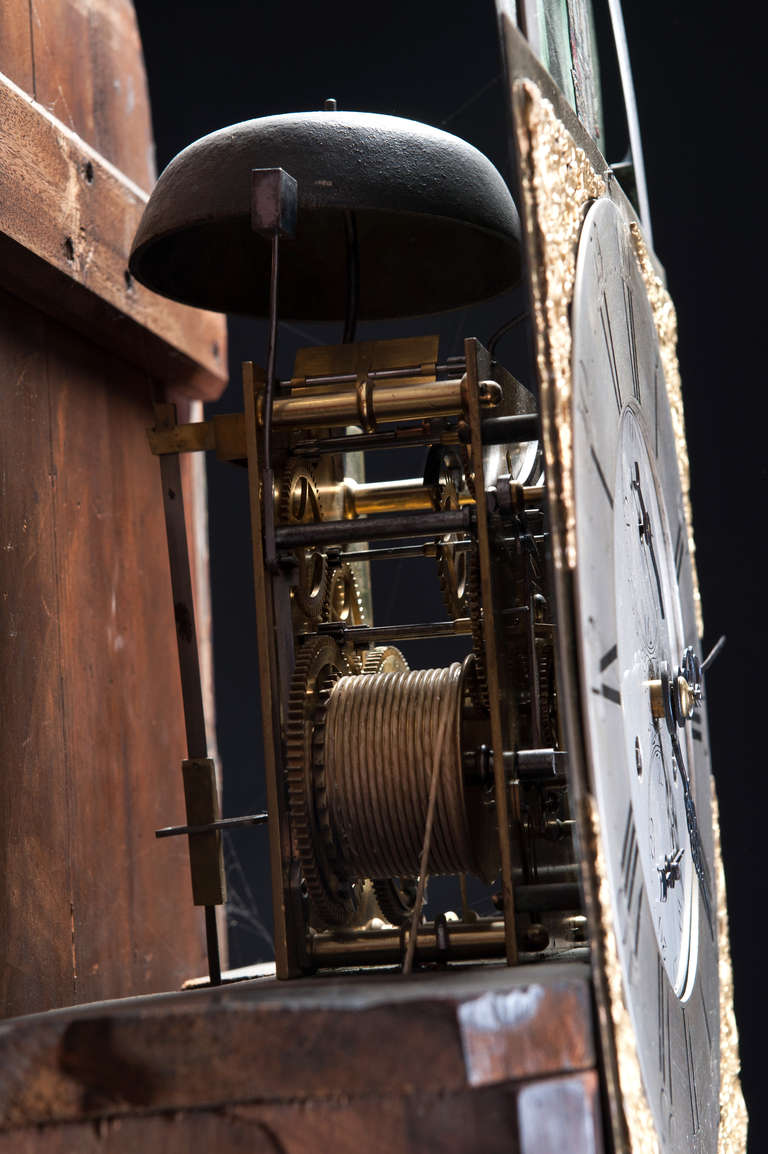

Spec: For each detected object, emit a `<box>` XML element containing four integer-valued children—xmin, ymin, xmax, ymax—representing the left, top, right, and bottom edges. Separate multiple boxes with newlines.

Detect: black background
<box><xmin>133</xmin><ymin>2</ymin><xmax>764</xmax><ymax>1146</ymax></box>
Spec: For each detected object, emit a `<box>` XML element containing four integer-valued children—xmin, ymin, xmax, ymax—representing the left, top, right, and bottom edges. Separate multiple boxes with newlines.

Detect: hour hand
<box><xmin>650</xmin><ymin>659</ymin><xmax>714</xmax><ymax>935</ymax></box>
<box><xmin>632</xmin><ymin>462</ymin><xmax>665</xmax><ymax>619</ymax></box>
<box><xmin>658</xmin><ymin>846</ymin><xmax>684</xmax><ymax>902</ymax></box>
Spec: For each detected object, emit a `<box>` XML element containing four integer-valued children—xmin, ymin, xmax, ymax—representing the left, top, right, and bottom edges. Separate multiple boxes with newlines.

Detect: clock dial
<box><xmin>614</xmin><ymin>407</ymin><xmax>697</xmax><ymax>998</ymax></box>
<box><xmin>571</xmin><ymin>197</ymin><xmax>719</xmax><ymax>1151</ymax></box>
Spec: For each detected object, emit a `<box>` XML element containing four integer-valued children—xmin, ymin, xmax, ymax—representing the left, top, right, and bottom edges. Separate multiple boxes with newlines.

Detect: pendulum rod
<box><xmin>261</xmin><ymin>230</ymin><xmax>280</xmax><ymax>572</ymax></box>
<box><xmin>153</xmin><ymin>401</ymin><xmax>224</xmax><ymax>987</ymax></box>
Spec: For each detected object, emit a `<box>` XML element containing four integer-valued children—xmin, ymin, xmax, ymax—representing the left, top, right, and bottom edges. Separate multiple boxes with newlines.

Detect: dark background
<box><xmin>133</xmin><ymin>1</ymin><xmax>764</xmax><ymax>1147</ymax></box>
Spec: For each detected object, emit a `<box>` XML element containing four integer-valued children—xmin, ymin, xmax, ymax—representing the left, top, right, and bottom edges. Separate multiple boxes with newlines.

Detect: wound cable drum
<box><xmin>323</xmin><ymin>661</ymin><xmax>480</xmax><ymax>878</ymax></box>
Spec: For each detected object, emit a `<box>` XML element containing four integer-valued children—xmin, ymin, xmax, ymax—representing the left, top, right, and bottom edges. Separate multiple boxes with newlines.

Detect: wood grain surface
<box><xmin>0</xmin><ymin>72</ymin><xmax>226</xmax><ymax>400</ymax></box>
<box><xmin>0</xmin><ymin>0</ymin><xmax>34</xmax><ymax>93</ymax></box>
<box><xmin>0</xmin><ymin>0</ymin><xmax>227</xmax><ymax>401</ymax></box>
<box><xmin>0</xmin><ymin>965</ymin><xmax>597</xmax><ymax>1152</ymax></box>
<box><xmin>0</xmin><ymin>0</ymin><xmax>222</xmax><ymax>1019</ymax></box>
<box><xmin>0</xmin><ymin>1084</ymin><xmax>595</xmax><ymax>1154</ymax></box>
<box><xmin>28</xmin><ymin>0</ymin><xmax>155</xmax><ymax>193</ymax></box>
<box><xmin>0</xmin><ymin>288</ymin><xmax>210</xmax><ymax>1016</ymax></box>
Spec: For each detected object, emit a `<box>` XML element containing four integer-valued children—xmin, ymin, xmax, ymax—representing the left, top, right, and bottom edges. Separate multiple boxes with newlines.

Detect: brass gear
<box><xmin>285</xmin><ymin>636</ymin><xmax>361</xmax><ymax>928</ymax></box>
<box><xmin>326</xmin><ymin>561</ymin><xmax>366</xmax><ymax>627</ymax></box>
<box><xmin>436</xmin><ymin>480</ymin><xmax>469</xmax><ymax>620</ymax></box>
<box><xmin>279</xmin><ymin>459</ymin><xmax>329</xmax><ymax>620</ymax></box>
<box><xmin>467</xmin><ymin>544</ymin><xmax>489</xmax><ymax>710</ymax></box>
<box><xmin>372</xmin><ymin>877</ymin><xmax>420</xmax><ymax>926</ymax></box>
<box><xmin>361</xmin><ymin>646</ymin><xmax>409</xmax><ymax>675</ymax></box>
<box><xmin>325</xmin><ymin>560</ymin><xmax>367</xmax><ymax>673</ymax></box>
<box><xmin>537</xmin><ymin>642</ymin><xmax>557</xmax><ymax>748</ymax></box>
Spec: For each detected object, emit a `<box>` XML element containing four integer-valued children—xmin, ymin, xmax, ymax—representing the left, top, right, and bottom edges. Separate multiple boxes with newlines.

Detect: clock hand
<box><xmin>632</xmin><ymin>462</ymin><xmax>665</xmax><ymax>620</ymax></box>
<box><xmin>669</xmin><ymin>724</ymin><xmax>714</xmax><ymax>935</ymax></box>
<box><xmin>657</xmin><ymin>846</ymin><xmax>684</xmax><ymax>902</ymax></box>
<box><xmin>649</xmin><ymin>657</ymin><xmax>714</xmax><ymax>934</ymax></box>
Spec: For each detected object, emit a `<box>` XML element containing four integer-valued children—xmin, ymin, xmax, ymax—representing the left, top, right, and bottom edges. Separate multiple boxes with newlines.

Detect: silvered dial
<box><xmin>571</xmin><ymin>197</ymin><xmax>719</xmax><ymax>1152</ymax></box>
<box><xmin>614</xmin><ymin>407</ymin><xmax>696</xmax><ymax>998</ymax></box>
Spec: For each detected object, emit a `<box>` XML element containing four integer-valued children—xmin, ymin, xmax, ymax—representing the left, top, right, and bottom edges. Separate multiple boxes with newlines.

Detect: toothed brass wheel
<box><xmin>279</xmin><ymin>460</ymin><xmax>329</xmax><ymax>620</ymax></box>
<box><xmin>285</xmin><ymin>636</ymin><xmax>361</xmax><ymax>928</ymax></box>
<box><xmin>372</xmin><ymin>877</ymin><xmax>421</xmax><ymax>926</ymax></box>
<box><xmin>467</xmin><ymin>544</ymin><xmax>489</xmax><ymax>710</ymax></box>
<box><xmin>436</xmin><ymin>480</ymin><xmax>469</xmax><ymax>620</ymax></box>
<box><xmin>325</xmin><ymin>560</ymin><xmax>367</xmax><ymax>672</ymax></box>
<box><xmin>326</xmin><ymin>561</ymin><xmax>365</xmax><ymax>626</ymax></box>
<box><xmin>361</xmin><ymin>645</ymin><xmax>409</xmax><ymax>675</ymax></box>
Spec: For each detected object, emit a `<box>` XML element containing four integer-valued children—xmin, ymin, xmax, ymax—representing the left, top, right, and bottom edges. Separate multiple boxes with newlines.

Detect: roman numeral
<box><xmin>674</xmin><ymin>522</ymin><xmax>686</xmax><ymax>580</ymax></box>
<box><xmin>600</xmin><ymin>644</ymin><xmax>617</xmax><ymax>672</ymax></box>
<box><xmin>682</xmin><ymin>1012</ymin><xmax>700</xmax><ymax>1134</ymax></box>
<box><xmin>623</xmin><ymin>282</ymin><xmax>641</xmax><ymax>402</ymax></box>
<box><xmin>691</xmin><ymin>727</ymin><xmax>702</xmax><ymax>743</ymax></box>
<box><xmin>594</xmin><ymin>648</ymin><xmax>620</xmax><ymax>706</ymax></box>
<box><xmin>599</xmin><ymin>293</ymin><xmax>623</xmax><ymax>412</ymax></box>
<box><xmin>698</xmin><ymin>982</ymin><xmax>713</xmax><ymax>1053</ymax></box>
<box><xmin>590</xmin><ymin>445</ymin><xmax>613</xmax><ymax>508</ymax></box>
<box><xmin>632</xmin><ymin>877</ymin><xmax>643</xmax><ymax>955</ymax></box>
<box><xmin>620</xmin><ymin>805</ymin><xmax>640</xmax><ymax>941</ymax></box>
<box><xmin>653</xmin><ymin>362</ymin><xmax>660</xmax><ymax>458</ymax></box>
<box><xmin>593</xmin><ymin>230</ymin><xmax>606</xmax><ymax>282</ymax></box>
<box><xmin>658</xmin><ymin>956</ymin><xmax>672</xmax><ymax>1100</ymax></box>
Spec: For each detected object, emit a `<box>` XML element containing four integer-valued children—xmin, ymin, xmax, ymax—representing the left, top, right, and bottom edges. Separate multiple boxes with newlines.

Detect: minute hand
<box><xmin>670</xmin><ymin>726</ymin><xmax>714</xmax><ymax>936</ymax></box>
<box><xmin>632</xmin><ymin>462</ymin><xmax>665</xmax><ymax>620</ymax></box>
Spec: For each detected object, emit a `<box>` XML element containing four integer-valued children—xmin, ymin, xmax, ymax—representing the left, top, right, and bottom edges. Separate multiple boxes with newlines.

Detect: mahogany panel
<box><xmin>0</xmin><ymin>1089</ymin><xmax>523</xmax><ymax>1154</ymax></box>
<box><xmin>0</xmin><ymin>291</ymin><xmax>73</xmax><ymax>1014</ymax></box>
<box><xmin>30</xmin><ymin>0</ymin><xmax>155</xmax><ymax>192</ymax></box>
<box><xmin>0</xmin><ymin>1113</ymin><xmax>280</xmax><ymax>1154</ymax></box>
<box><xmin>45</xmin><ymin>317</ymin><xmax>207</xmax><ymax>1004</ymax></box>
<box><xmin>0</xmin><ymin>0</ymin><xmax>33</xmax><ymax>92</ymax></box>
<box><xmin>0</xmin><ymin>74</ymin><xmax>227</xmax><ymax>401</ymax></box>
<box><xmin>0</xmin><ymin>0</ymin><xmax>219</xmax><ymax>1020</ymax></box>
<box><xmin>0</xmin><ymin>967</ymin><xmax>601</xmax><ymax>1151</ymax></box>
<box><xmin>0</xmin><ymin>965</ymin><xmax>594</xmax><ymax>1127</ymax></box>
<box><xmin>0</xmin><ymin>289</ymin><xmax>207</xmax><ymax>1017</ymax></box>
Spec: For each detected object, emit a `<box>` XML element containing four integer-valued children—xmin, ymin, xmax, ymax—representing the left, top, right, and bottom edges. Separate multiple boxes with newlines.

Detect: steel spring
<box><xmin>323</xmin><ymin>663</ymin><xmax>478</xmax><ymax>878</ymax></box>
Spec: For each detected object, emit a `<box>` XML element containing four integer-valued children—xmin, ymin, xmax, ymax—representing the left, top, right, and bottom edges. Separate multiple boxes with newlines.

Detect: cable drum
<box><xmin>323</xmin><ymin>660</ymin><xmax>482</xmax><ymax>879</ymax></box>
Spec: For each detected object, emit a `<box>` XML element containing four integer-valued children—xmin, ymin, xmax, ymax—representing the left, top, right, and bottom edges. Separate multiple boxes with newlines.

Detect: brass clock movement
<box><xmin>130</xmin><ymin>3</ymin><xmax>746</xmax><ymax>1151</ymax></box>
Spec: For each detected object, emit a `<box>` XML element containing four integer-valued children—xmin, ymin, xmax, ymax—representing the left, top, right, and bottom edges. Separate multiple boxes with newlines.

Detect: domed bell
<box><xmin>129</xmin><ymin>110</ymin><xmax>522</xmax><ymax>321</ymax></box>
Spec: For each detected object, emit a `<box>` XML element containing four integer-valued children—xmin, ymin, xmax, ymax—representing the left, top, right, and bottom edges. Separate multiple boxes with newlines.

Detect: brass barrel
<box><xmin>262</xmin><ymin>377</ymin><xmax>501</xmax><ymax>430</ymax></box>
<box><xmin>320</xmin><ymin>478</ymin><xmax>539</xmax><ymax>520</ymax></box>
<box><xmin>323</xmin><ymin>663</ymin><xmax>480</xmax><ymax>879</ymax></box>
<box><xmin>310</xmin><ymin>921</ymin><xmax>508</xmax><ymax>966</ymax></box>
<box><xmin>340</xmin><ymin>477</ymin><xmax>475</xmax><ymax>518</ymax></box>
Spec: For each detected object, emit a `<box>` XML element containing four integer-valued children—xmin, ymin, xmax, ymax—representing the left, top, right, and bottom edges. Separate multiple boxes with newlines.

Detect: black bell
<box><xmin>130</xmin><ymin>110</ymin><xmax>521</xmax><ymax>321</ymax></box>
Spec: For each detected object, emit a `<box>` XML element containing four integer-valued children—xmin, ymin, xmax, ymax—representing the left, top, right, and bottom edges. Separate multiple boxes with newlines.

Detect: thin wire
<box><xmin>701</xmin><ymin>634</ymin><xmax>726</xmax><ymax>673</ymax></box>
<box><xmin>487</xmin><ymin>310</ymin><xmax>529</xmax><ymax>356</ymax></box>
<box><xmin>282</xmin><ymin>320</ymin><xmax>319</xmax><ymax>345</ymax></box>
<box><xmin>223</xmin><ymin>835</ymin><xmax>273</xmax><ymax>952</ymax></box>
<box><xmin>440</xmin><ymin>73</ymin><xmax>501</xmax><ymax>128</ymax></box>
<box><xmin>402</xmin><ymin>683</ymin><xmax>454</xmax><ymax>974</ymax></box>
